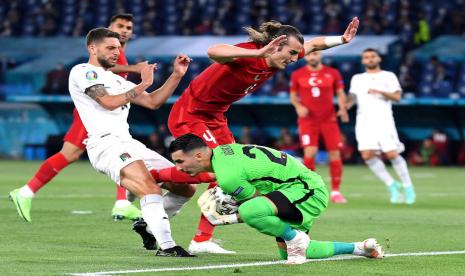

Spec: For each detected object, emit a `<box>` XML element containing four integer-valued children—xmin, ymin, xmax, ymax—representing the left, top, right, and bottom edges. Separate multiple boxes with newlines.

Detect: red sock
<box><xmin>303</xmin><ymin>157</ymin><xmax>315</xmax><ymax>171</ymax></box>
<box><xmin>116</xmin><ymin>185</ymin><xmax>127</xmax><ymax>200</ymax></box>
<box><xmin>27</xmin><ymin>153</ymin><xmax>69</xmax><ymax>193</ymax></box>
<box><xmin>329</xmin><ymin>159</ymin><xmax>343</xmax><ymax>191</ymax></box>
<box><xmin>150</xmin><ymin>167</ymin><xmax>215</xmax><ymax>184</ymax></box>
<box><xmin>193</xmin><ymin>182</ymin><xmax>217</xmax><ymax>242</ymax></box>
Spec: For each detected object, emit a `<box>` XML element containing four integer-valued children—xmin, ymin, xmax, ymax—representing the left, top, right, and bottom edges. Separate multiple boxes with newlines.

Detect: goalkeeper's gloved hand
<box><xmin>197</xmin><ymin>187</ymin><xmax>240</xmax><ymax>226</ymax></box>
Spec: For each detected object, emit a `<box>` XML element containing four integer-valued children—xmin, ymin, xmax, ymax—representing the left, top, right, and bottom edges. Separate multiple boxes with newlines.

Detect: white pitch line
<box><xmin>68</xmin><ymin>249</ymin><xmax>465</xmax><ymax>276</ymax></box>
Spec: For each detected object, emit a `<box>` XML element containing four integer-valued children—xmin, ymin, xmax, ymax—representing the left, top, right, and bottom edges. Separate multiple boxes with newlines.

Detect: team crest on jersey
<box><xmin>119</xmin><ymin>152</ymin><xmax>132</xmax><ymax>161</ymax></box>
<box><xmin>86</xmin><ymin>70</ymin><xmax>98</xmax><ymax>80</ymax></box>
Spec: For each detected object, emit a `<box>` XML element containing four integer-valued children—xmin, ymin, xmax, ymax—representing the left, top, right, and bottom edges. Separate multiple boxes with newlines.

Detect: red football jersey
<box><xmin>116</xmin><ymin>47</ymin><xmax>129</xmax><ymax>79</ymax></box>
<box><xmin>181</xmin><ymin>42</ymin><xmax>305</xmax><ymax>113</ymax></box>
<box><xmin>290</xmin><ymin>65</ymin><xmax>344</xmax><ymax>122</ymax></box>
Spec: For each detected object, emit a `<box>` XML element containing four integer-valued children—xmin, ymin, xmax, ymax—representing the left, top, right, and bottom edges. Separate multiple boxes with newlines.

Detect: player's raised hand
<box><xmin>342</xmin><ymin>17</ymin><xmax>359</xmax><ymax>43</ymax></box>
<box><xmin>257</xmin><ymin>35</ymin><xmax>288</xmax><ymax>58</ymax></box>
<box><xmin>173</xmin><ymin>54</ymin><xmax>192</xmax><ymax>76</ymax></box>
<box><xmin>140</xmin><ymin>63</ymin><xmax>156</xmax><ymax>87</ymax></box>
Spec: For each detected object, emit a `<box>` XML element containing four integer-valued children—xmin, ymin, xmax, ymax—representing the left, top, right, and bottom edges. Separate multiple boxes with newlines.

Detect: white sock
<box><xmin>163</xmin><ymin>192</ymin><xmax>190</xmax><ymax>219</ymax></box>
<box><xmin>140</xmin><ymin>194</ymin><xmax>176</xmax><ymax>250</ymax></box>
<box><xmin>114</xmin><ymin>199</ymin><xmax>131</xmax><ymax>208</ymax></box>
<box><xmin>365</xmin><ymin>157</ymin><xmax>395</xmax><ymax>186</ymax></box>
<box><xmin>19</xmin><ymin>185</ymin><xmax>34</xmax><ymax>198</ymax></box>
<box><xmin>390</xmin><ymin>156</ymin><xmax>413</xmax><ymax>187</ymax></box>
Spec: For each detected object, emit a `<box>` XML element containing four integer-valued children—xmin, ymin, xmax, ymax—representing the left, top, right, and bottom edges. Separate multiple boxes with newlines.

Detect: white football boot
<box><xmin>354</xmin><ymin>238</ymin><xmax>384</xmax><ymax>259</ymax></box>
<box><xmin>285</xmin><ymin>230</ymin><xmax>310</xmax><ymax>265</ymax></box>
<box><xmin>188</xmin><ymin>239</ymin><xmax>236</xmax><ymax>254</ymax></box>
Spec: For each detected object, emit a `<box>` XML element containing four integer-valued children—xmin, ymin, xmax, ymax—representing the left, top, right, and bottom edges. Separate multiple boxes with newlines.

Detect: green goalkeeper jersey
<box><xmin>211</xmin><ymin>143</ymin><xmax>325</xmax><ymax>202</ymax></box>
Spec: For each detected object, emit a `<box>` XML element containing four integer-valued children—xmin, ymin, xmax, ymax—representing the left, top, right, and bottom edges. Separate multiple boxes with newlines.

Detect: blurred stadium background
<box><xmin>1</xmin><ymin>0</ymin><xmax>465</xmax><ymax>165</ymax></box>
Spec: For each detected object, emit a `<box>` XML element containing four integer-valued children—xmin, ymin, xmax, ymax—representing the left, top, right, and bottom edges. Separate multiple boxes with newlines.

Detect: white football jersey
<box><xmin>68</xmin><ymin>63</ymin><xmax>136</xmax><ymax>139</ymax></box>
<box><xmin>349</xmin><ymin>70</ymin><xmax>401</xmax><ymax>126</ymax></box>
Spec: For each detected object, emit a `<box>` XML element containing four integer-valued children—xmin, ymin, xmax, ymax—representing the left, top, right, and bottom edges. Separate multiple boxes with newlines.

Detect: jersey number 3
<box><xmin>242</xmin><ymin>145</ymin><xmax>287</xmax><ymax>166</ymax></box>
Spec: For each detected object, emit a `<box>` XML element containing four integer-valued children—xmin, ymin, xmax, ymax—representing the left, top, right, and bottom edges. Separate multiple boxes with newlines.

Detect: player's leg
<box><xmin>9</xmin><ymin>115</ymin><xmax>85</xmax><ymax>223</ymax></box>
<box><xmin>321</xmin><ymin>123</ymin><xmax>346</xmax><ymax>203</ymax></box>
<box><xmin>298</xmin><ymin>120</ymin><xmax>318</xmax><ymax>171</ymax></box>
<box><xmin>385</xmin><ymin>150</ymin><xmax>416</xmax><ymax>204</ymax></box>
<box><xmin>361</xmin><ymin>150</ymin><xmax>401</xmax><ymax>203</ymax></box>
<box><xmin>120</xmin><ymin>161</ymin><xmax>193</xmax><ymax>257</ymax></box>
<box><xmin>189</xmin><ymin>125</ymin><xmax>236</xmax><ymax>253</ymax></box>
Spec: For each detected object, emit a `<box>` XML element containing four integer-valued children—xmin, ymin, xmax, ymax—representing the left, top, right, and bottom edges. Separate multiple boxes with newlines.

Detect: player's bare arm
<box><xmin>207</xmin><ymin>35</ymin><xmax>287</xmax><ymax>64</ymax></box>
<box><xmin>368</xmin><ymin>89</ymin><xmax>401</xmax><ymax>102</ymax></box>
<box><xmin>131</xmin><ymin>54</ymin><xmax>191</xmax><ymax>110</ymax></box>
<box><xmin>336</xmin><ymin>89</ymin><xmax>349</xmax><ymax>122</ymax></box>
<box><xmin>289</xmin><ymin>91</ymin><xmax>309</xmax><ymax>118</ymax></box>
<box><xmin>110</xmin><ymin>60</ymin><xmax>152</xmax><ymax>74</ymax></box>
<box><xmin>346</xmin><ymin>93</ymin><xmax>357</xmax><ymax>110</ymax></box>
<box><xmin>84</xmin><ymin>64</ymin><xmax>154</xmax><ymax>111</ymax></box>
<box><xmin>303</xmin><ymin>17</ymin><xmax>359</xmax><ymax>55</ymax></box>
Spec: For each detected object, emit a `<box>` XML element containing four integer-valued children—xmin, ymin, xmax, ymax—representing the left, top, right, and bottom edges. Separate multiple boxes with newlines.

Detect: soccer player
<box><xmin>165</xmin><ymin>17</ymin><xmax>359</xmax><ymax>254</ymax></box>
<box><xmin>9</xmin><ymin>13</ymin><xmax>147</xmax><ymax>222</ymax></box>
<box><xmin>347</xmin><ymin>48</ymin><xmax>416</xmax><ymax>204</ymax></box>
<box><xmin>169</xmin><ymin>134</ymin><xmax>384</xmax><ymax>264</ymax></box>
<box><xmin>68</xmin><ymin>27</ymin><xmax>196</xmax><ymax>256</ymax></box>
<box><xmin>290</xmin><ymin>51</ymin><xmax>349</xmax><ymax>203</ymax></box>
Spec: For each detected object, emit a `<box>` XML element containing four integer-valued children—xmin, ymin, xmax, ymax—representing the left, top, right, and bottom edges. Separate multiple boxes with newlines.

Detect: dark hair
<box><xmin>86</xmin><ymin>27</ymin><xmax>120</xmax><ymax>46</ymax></box>
<box><xmin>169</xmin><ymin>134</ymin><xmax>207</xmax><ymax>154</ymax></box>
<box><xmin>362</xmin><ymin>48</ymin><xmax>381</xmax><ymax>56</ymax></box>
<box><xmin>109</xmin><ymin>13</ymin><xmax>134</xmax><ymax>24</ymax></box>
<box><xmin>244</xmin><ymin>20</ymin><xmax>304</xmax><ymax>46</ymax></box>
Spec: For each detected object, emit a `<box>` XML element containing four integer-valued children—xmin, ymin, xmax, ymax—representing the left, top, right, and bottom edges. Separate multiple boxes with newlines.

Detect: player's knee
<box><xmin>361</xmin><ymin>151</ymin><xmax>374</xmax><ymax>161</ymax></box>
<box><xmin>60</xmin><ymin>144</ymin><xmax>84</xmax><ymax>163</ymax></box>
<box><xmin>238</xmin><ymin>197</ymin><xmax>273</xmax><ymax>228</ymax></box>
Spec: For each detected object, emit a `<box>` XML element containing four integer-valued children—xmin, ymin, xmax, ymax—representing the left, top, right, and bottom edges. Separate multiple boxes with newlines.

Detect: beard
<box><xmin>365</xmin><ymin>63</ymin><xmax>379</xmax><ymax>70</ymax></box>
<box><xmin>97</xmin><ymin>56</ymin><xmax>116</xmax><ymax>69</ymax></box>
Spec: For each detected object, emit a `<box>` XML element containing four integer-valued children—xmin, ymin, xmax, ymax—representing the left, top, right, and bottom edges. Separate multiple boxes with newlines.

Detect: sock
<box><xmin>116</xmin><ymin>185</ymin><xmax>127</xmax><ymax>200</ymax></box>
<box><xmin>140</xmin><ymin>194</ymin><xmax>175</xmax><ymax>250</ymax></box>
<box><xmin>193</xmin><ymin>182</ymin><xmax>217</xmax><ymax>242</ymax></box>
<box><xmin>303</xmin><ymin>157</ymin><xmax>315</xmax><ymax>171</ymax></box>
<box><xmin>163</xmin><ymin>192</ymin><xmax>190</xmax><ymax>219</ymax></box>
<box><xmin>365</xmin><ymin>156</ymin><xmax>395</xmax><ymax>186</ymax></box>
<box><xmin>278</xmin><ymin>248</ymin><xmax>288</xmax><ymax>260</ymax></box>
<box><xmin>281</xmin><ymin>225</ymin><xmax>297</xmax><ymax>241</ymax></box>
<box><xmin>19</xmin><ymin>185</ymin><xmax>34</xmax><ymax>198</ymax></box>
<box><xmin>390</xmin><ymin>156</ymin><xmax>413</xmax><ymax>187</ymax></box>
<box><xmin>239</xmin><ymin>196</ymin><xmax>290</xmax><ymax>238</ymax></box>
<box><xmin>278</xmin><ymin>241</ymin><xmax>354</xmax><ymax>260</ymax></box>
<box><xmin>306</xmin><ymin>240</ymin><xmax>336</xmax><ymax>259</ymax></box>
<box><xmin>150</xmin><ymin>167</ymin><xmax>214</xmax><ymax>184</ymax></box>
<box><xmin>26</xmin><ymin>153</ymin><xmax>69</xmax><ymax>193</ymax></box>
<box><xmin>329</xmin><ymin>159</ymin><xmax>343</xmax><ymax>191</ymax></box>
<box><xmin>114</xmin><ymin>199</ymin><xmax>131</xmax><ymax>208</ymax></box>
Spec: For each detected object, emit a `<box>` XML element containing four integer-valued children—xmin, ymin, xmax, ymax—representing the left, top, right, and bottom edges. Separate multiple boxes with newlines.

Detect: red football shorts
<box><xmin>168</xmin><ymin>101</ymin><xmax>235</xmax><ymax>148</ymax></box>
<box><xmin>297</xmin><ymin>119</ymin><xmax>342</xmax><ymax>151</ymax></box>
<box><xmin>63</xmin><ymin>109</ymin><xmax>88</xmax><ymax>150</ymax></box>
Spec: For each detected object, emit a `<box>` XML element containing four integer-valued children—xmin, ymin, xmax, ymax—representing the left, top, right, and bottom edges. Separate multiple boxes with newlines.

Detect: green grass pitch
<box><xmin>1</xmin><ymin>161</ymin><xmax>464</xmax><ymax>275</ymax></box>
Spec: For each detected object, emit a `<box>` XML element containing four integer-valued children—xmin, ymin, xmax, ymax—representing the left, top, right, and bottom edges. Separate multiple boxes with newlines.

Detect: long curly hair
<box><xmin>244</xmin><ymin>20</ymin><xmax>304</xmax><ymax>46</ymax></box>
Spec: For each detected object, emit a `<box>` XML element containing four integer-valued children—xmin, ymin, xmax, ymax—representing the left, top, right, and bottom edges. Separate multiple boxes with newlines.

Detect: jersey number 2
<box><xmin>242</xmin><ymin>145</ymin><xmax>287</xmax><ymax>166</ymax></box>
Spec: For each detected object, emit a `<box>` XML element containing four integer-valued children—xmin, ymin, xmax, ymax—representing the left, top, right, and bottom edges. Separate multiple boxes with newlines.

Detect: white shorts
<box><xmin>355</xmin><ymin>120</ymin><xmax>404</xmax><ymax>153</ymax></box>
<box><xmin>86</xmin><ymin>134</ymin><xmax>173</xmax><ymax>185</ymax></box>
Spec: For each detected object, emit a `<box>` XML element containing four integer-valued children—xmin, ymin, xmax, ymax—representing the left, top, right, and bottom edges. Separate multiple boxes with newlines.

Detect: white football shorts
<box><xmin>86</xmin><ymin>133</ymin><xmax>173</xmax><ymax>185</ymax></box>
<box><xmin>355</xmin><ymin>119</ymin><xmax>404</xmax><ymax>153</ymax></box>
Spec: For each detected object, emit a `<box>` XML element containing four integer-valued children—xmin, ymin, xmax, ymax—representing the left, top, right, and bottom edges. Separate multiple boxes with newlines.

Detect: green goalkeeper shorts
<box><xmin>277</xmin><ymin>184</ymin><xmax>329</xmax><ymax>232</ymax></box>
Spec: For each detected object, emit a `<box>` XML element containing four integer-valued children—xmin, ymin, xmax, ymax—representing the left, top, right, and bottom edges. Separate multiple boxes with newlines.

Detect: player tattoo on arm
<box><xmin>85</xmin><ymin>84</ymin><xmax>108</xmax><ymax>103</ymax></box>
<box><xmin>125</xmin><ymin>89</ymin><xmax>138</xmax><ymax>101</ymax></box>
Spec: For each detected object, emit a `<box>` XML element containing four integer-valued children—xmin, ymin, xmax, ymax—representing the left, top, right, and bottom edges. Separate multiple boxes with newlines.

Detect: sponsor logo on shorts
<box><xmin>119</xmin><ymin>152</ymin><xmax>132</xmax><ymax>162</ymax></box>
<box><xmin>86</xmin><ymin>70</ymin><xmax>98</xmax><ymax>80</ymax></box>
<box><xmin>231</xmin><ymin>186</ymin><xmax>244</xmax><ymax>196</ymax></box>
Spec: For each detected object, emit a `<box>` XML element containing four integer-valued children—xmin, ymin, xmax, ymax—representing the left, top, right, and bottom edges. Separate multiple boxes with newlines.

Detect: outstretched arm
<box><xmin>130</xmin><ymin>54</ymin><xmax>191</xmax><ymax>110</ymax></box>
<box><xmin>207</xmin><ymin>35</ymin><xmax>288</xmax><ymax>64</ymax></box>
<box><xmin>304</xmin><ymin>17</ymin><xmax>359</xmax><ymax>55</ymax></box>
<box><xmin>84</xmin><ymin>64</ymin><xmax>155</xmax><ymax>111</ymax></box>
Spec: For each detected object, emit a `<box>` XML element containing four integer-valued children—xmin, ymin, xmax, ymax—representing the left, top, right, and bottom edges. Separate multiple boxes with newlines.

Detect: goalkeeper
<box><xmin>169</xmin><ymin>134</ymin><xmax>384</xmax><ymax>264</ymax></box>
